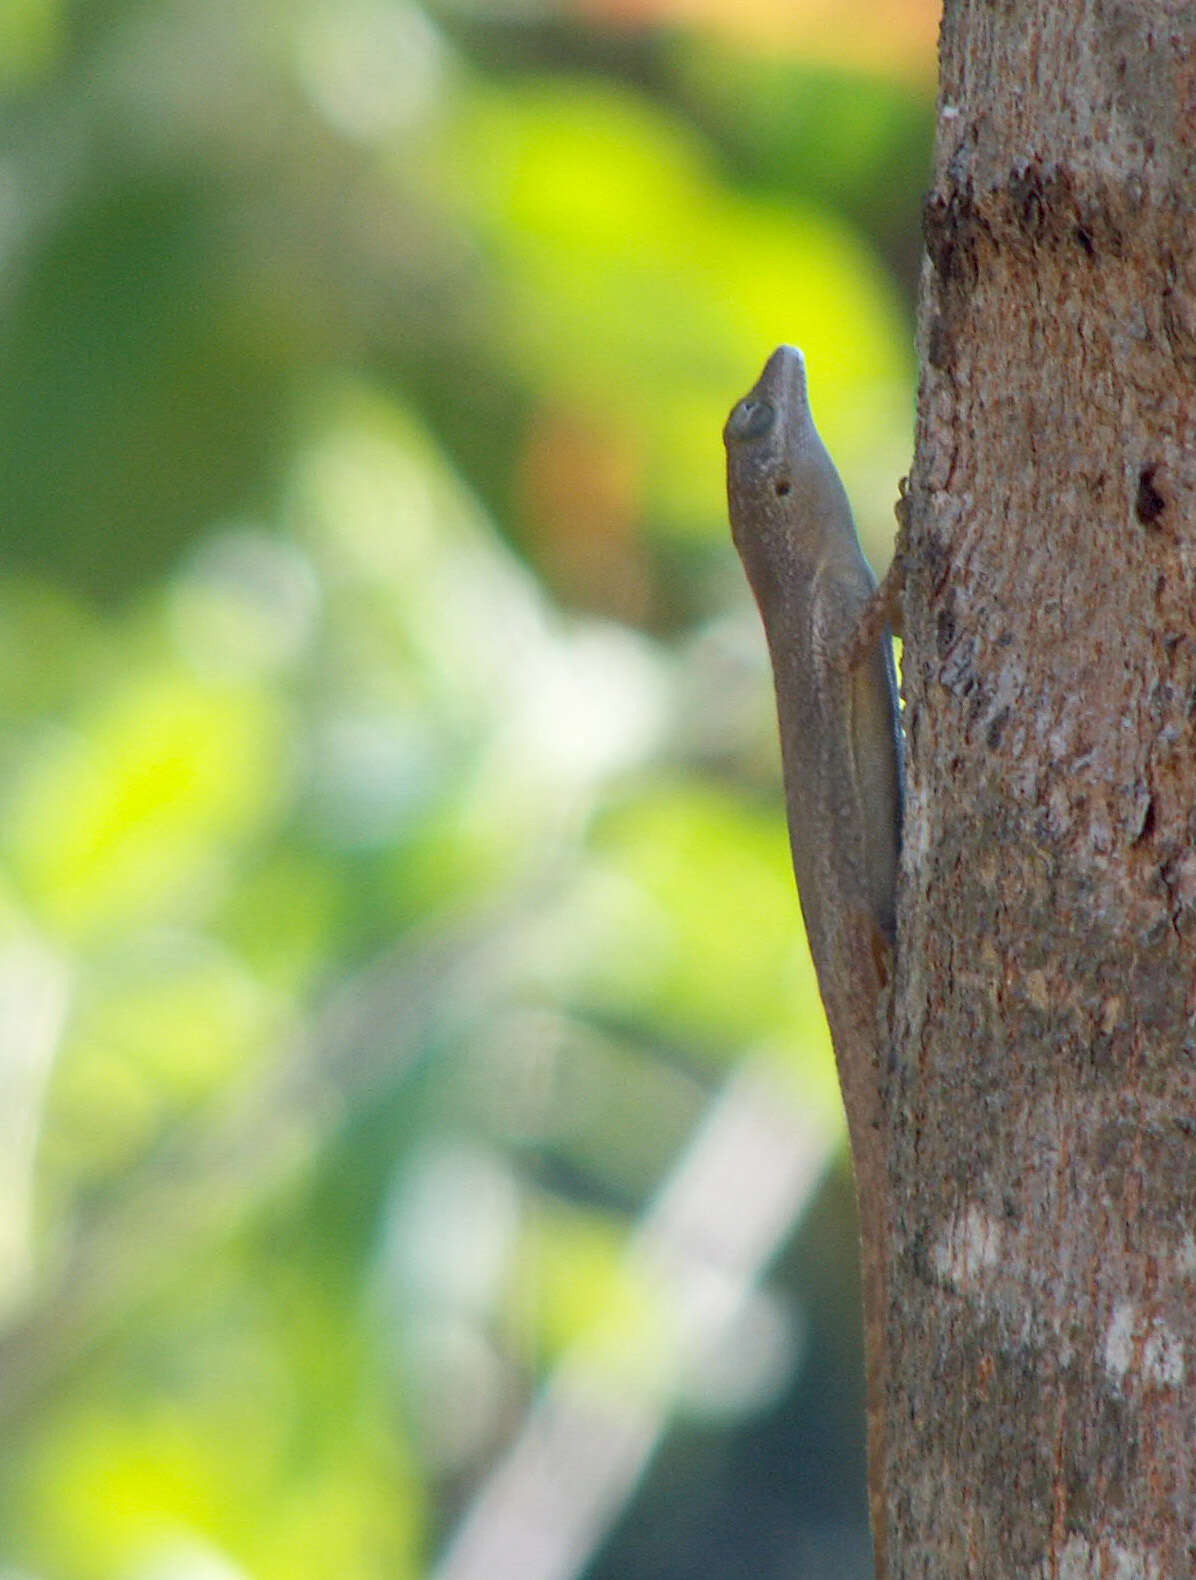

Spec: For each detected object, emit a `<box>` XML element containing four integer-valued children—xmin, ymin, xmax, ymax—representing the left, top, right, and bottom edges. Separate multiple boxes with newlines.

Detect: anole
<box><xmin>724</xmin><ymin>345</ymin><xmax>904</xmax><ymax>1580</ymax></box>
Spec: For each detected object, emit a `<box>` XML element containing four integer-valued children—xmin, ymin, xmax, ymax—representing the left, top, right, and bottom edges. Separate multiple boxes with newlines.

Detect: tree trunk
<box><xmin>891</xmin><ymin>2</ymin><xmax>1196</xmax><ymax>1574</ymax></box>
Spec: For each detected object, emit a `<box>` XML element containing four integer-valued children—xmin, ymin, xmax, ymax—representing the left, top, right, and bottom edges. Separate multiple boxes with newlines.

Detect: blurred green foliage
<box><xmin>0</xmin><ymin>2</ymin><xmax>932</xmax><ymax>1576</ymax></box>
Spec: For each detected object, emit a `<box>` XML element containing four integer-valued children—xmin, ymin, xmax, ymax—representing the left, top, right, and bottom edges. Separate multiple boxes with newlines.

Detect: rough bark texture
<box><xmin>891</xmin><ymin>2</ymin><xmax>1196</xmax><ymax>1575</ymax></box>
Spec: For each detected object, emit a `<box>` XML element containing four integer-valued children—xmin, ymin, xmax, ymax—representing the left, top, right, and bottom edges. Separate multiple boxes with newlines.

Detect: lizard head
<box><xmin>724</xmin><ymin>345</ymin><xmax>849</xmax><ymax>605</ymax></box>
<box><xmin>723</xmin><ymin>344</ymin><xmax>816</xmax><ymax>531</ymax></box>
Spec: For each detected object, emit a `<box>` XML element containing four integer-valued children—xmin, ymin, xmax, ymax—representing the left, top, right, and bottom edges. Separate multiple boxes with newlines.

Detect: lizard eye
<box><xmin>725</xmin><ymin>396</ymin><xmax>776</xmax><ymax>443</ymax></box>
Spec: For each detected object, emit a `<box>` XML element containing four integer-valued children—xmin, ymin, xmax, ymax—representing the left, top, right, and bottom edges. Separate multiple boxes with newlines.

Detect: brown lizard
<box><xmin>724</xmin><ymin>345</ymin><xmax>904</xmax><ymax>1579</ymax></box>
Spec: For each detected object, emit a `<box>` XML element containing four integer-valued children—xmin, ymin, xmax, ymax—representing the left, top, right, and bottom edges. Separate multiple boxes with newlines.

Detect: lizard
<box><xmin>723</xmin><ymin>344</ymin><xmax>904</xmax><ymax>1580</ymax></box>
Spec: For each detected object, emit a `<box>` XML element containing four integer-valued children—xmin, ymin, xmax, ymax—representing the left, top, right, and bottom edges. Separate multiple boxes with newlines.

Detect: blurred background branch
<box><xmin>431</xmin><ymin>1061</ymin><xmax>836</xmax><ymax>1580</ymax></box>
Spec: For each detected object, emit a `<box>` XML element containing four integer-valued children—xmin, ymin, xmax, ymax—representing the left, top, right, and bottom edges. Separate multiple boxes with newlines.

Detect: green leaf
<box><xmin>434</xmin><ymin>78</ymin><xmax>911</xmax><ymax>545</ymax></box>
<box><xmin>583</xmin><ymin>782</ymin><xmax>836</xmax><ymax>1091</ymax></box>
<box><xmin>4</xmin><ymin>669</ymin><xmax>287</xmax><ymax>938</ymax></box>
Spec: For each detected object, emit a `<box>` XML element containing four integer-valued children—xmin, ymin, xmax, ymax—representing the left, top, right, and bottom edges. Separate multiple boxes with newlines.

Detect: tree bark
<box><xmin>890</xmin><ymin>2</ymin><xmax>1196</xmax><ymax>1574</ymax></box>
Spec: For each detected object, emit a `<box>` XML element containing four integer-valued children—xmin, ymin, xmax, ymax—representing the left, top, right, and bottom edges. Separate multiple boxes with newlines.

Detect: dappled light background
<box><xmin>0</xmin><ymin>2</ymin><xmax>934</xmax><ymax>1576</ymax></box>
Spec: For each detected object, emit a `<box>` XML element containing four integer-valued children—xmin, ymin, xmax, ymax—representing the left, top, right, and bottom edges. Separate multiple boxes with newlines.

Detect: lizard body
<box><xmin>724</xmin><ymin>345</ymin><xmax>903</xmax><ymax>1579</ymax></box>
